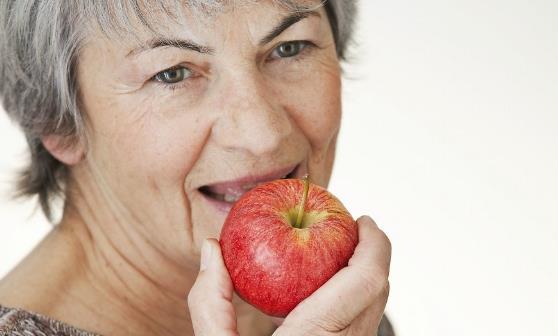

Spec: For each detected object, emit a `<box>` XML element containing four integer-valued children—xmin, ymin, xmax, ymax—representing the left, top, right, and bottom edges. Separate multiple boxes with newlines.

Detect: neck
<box><xmin>53</xmin><ymin>204</ymin><xmax>196</xmax><ymax>335</ymax></box>
<box><xmin>56</xmin><ymin>204</ymin><xmax>273</xmax><ymax>335</ymax></box>
<box><xmin>40</xmin><ymin>162</ymin><xmax>199</xmax><ymax>334</ymax></box>
<box><xmin>2</xmin><ymin>162</ymin><xmax>275</xmax><ymax>335</ymax></box>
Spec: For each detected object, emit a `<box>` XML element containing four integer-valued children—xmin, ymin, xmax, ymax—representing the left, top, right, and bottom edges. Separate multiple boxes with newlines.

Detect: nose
<box><xmin>211</xmin><ymin>72</ymin><xmax>293</xmax><ymax>157</ymax></box>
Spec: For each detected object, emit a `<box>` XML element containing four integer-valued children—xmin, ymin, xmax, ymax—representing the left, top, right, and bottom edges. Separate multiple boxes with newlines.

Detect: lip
<box><xmin>199</xmin><ymin>164</ymin><xmax>299</xmax><ymax>193</ymax></box>
<box><xmin>199</xmin><ymin>191</ymin><xmax>236</xmax><ymax>214</ymax></box>
<box><xmin>198</xmin><ymin>163</ymin><xmax>300</xmax><ymax>213</ymax></box>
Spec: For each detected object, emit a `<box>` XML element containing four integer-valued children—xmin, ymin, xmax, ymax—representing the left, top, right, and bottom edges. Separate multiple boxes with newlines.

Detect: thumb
<box><xmin>187</xmin><ymin>239</ymin><xmax>239</xmax><ymax>336</ymax></box>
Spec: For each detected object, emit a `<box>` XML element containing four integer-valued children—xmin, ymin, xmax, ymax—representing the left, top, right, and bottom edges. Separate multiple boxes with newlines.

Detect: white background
<box><xmin>1</xmin><ymin>1</ymin><xmax>557</xmax><ymax>335</ymax></box>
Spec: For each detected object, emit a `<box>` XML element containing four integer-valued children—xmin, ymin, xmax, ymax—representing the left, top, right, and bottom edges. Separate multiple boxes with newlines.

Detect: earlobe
<box><xmin>41</xmin><ymin>134</ymin><xmax>84</xmax><ymax>165</ymax></box>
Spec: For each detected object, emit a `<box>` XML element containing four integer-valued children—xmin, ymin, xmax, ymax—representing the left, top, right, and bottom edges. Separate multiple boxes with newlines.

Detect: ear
<box><xmin>41</xmin><ymin>134</ymin><xmax>85</xmax><ymax>165</ymax></box>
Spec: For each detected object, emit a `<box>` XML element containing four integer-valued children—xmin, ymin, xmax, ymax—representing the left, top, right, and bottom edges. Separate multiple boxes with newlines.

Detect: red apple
<box><xmin>219</xmin><ymin>175</ymin><xmax>358</xmax><ymax>317</ymax></box>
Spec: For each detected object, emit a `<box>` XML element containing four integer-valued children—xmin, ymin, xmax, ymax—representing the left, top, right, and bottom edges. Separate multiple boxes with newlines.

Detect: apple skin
<box><xmin>219</xmin><ymin>178</ymin><xmax>358</xmax><ymax>317</ymax></box>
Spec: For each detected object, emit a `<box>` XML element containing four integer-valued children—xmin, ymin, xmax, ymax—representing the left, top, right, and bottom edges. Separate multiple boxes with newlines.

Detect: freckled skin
<box><xmin>0</xmin><ymin>3</ymin><xmax>346</xmax><ymax>334</ymax></box>
<box><xmin>220</xmin><ymin>178</ymin><xmax>358</xmax><ymax>317</ymax></box>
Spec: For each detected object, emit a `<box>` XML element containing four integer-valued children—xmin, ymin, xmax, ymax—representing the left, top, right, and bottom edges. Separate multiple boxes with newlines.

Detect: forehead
<box><xmin>85</xmin><ymin>0</ymin><xmax>323</xmax><ymax>44</ymax></box>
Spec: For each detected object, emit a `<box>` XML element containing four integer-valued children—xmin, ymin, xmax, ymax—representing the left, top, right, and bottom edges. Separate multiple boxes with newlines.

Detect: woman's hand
<box><xmin>187</xmin><ymin>215</ymin><xmax>391</xmax><ymax>336</ymax></box>
<box><xmin>187</xmin><ymin>237</ymin><xmax>239</xmax><ymax>335</ymax></box>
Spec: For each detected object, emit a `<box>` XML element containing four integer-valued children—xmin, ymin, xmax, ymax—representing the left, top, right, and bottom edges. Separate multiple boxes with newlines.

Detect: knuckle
<box><xmin>187</xmin><ymin>284</ymin><xmax>200</xmax><ymax>308</ymax></box>
<box><xmin>284</xmin><ymin>312</ymin><xmax>348</xmax><ymax>334</ymax></box>
<box><xmin>358</xmin><ymin>268</ymin><xmax>390</xmax><ymax>300</ymax></box>
<box><xmin>377</xmin><ymin>229</ymin><xmax>392</xmax><ymax>253</ymax></box>
<box><xmin>374</xmin><ymin>229</ymin><xmax>392</xmax><ymax>272</ymax></box>
<box><xmin>381</xmin><ymin>280</ymin><xmax>390</xmax><ymax>298</ymax></box>
<box><xmin>186</xmin><ymin>291</ymin><xmax>195</xmax><ymax>309</ymax></box>
<box><xmin>307</xmin><ymin>316</ymin><xmax>346</xmax><ymax>334</ymax></box>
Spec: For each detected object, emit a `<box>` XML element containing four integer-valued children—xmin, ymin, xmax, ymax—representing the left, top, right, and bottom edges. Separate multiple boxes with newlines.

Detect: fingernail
<box><xmin>200</xmin><ymin>240</ymin><xmax>213</xmax><ymax>271</ymax></box>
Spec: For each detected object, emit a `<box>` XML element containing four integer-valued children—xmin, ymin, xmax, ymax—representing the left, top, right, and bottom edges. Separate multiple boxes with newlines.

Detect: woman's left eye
<box><xmin>153</xmin><ymin>66</ymin><xmax>193</xmax><ymax>84</ymax></box>
<box><xmin>270</xmin><ymin>41</ymin><xmax>311</xmax><ymax>59</ymax></box>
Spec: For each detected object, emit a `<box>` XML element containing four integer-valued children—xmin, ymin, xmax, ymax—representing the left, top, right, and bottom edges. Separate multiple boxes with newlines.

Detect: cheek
<box><xmin>308</xmin><ymin>75</ymin><xmax>341</xmax><ymax>145</ymax></box>
<box><xmin>281</xmin><ymin>67</ymin><xmax>342</xmax><ymax>149</ymax></box>
<box><xmin>86</xmin><ymin>93</ymin><xmax>211</xmax><ymax>192</ymax></box>
<box><xmin>272</xmin><ymin>58</ymin><xmax>341</xmax><ymax>188</ymax></box>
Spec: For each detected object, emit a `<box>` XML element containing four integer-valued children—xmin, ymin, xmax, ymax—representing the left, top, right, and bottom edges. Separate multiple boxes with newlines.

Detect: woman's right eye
<box><xmin>153</xmin><ymin>66</ymin><xmax>193</xmax><ymax>84</ymax></box>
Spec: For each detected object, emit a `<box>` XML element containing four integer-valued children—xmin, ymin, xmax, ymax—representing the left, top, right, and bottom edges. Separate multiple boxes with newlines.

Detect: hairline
<box><xmin>0</xmin><ymin>0</ymin><xmax>354</xmax><ymax>220</ymax></box>
<box><xmin>84</xmin><ymin>0</ymin><xmax>327</xmax><ymax>47</ymax></box>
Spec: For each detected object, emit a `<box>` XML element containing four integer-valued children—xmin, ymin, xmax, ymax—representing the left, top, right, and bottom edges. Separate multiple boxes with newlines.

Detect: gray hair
<box><xmin>0</xmin><ymin>0</ymin><xmax>358</xmax><ymax>220</ymax></box>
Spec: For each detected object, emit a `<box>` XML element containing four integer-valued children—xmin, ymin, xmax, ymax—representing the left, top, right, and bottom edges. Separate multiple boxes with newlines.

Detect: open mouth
<box><xmin>198</xmin><ymin>164</ymin><xmax>299</xmax><ymax>209</ymax></box>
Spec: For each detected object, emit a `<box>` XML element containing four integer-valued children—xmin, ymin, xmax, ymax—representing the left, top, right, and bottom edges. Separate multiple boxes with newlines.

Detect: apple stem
<box><xmin>295</xmin><ymin>174</ymin><xmax>310</xmax><ymax>229</ymax></box>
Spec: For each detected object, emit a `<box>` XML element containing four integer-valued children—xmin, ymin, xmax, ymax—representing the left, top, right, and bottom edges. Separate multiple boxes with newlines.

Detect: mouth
<box><xmin>198</xmin><ymin>163</ymin><xmax>301</xmax><ymax>213</ymax></box>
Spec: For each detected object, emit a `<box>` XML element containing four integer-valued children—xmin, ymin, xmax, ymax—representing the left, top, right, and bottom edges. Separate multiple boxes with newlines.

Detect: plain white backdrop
<box><xmin>1</xmin><ymin>1</ymin><xmax>557</xmax><ymax>335</ymax></box>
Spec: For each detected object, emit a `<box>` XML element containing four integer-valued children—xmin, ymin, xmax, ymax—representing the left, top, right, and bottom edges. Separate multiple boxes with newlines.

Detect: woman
<box><xmin>0</xmin><ymin>0</ymin><xmax>393</xmax><ymax>335</ymax></box>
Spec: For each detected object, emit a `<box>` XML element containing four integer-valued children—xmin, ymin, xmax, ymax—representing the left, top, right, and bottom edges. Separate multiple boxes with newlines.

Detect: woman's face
<box><xmin>75</xmin><ymin>1</ymin><xmax>342</xmax><ymax>266</ymax></box>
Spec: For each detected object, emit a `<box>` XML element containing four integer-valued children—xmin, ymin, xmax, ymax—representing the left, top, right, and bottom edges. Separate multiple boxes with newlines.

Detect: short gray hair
<box><xmin>0</xmin><ymin>0</ymin><xmax>358</xmax><ymax>220</ymax></box>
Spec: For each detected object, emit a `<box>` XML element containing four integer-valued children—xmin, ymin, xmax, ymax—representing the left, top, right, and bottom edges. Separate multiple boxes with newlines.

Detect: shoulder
<box><xmin>0</xmin><ymin>305</ymin><xmax>99</xmax><ymax>336</ymax></box>
<box><xmin>379</xmin><ymin>314</ymin><xmax>396</xmax><ymax>336</ymax></box>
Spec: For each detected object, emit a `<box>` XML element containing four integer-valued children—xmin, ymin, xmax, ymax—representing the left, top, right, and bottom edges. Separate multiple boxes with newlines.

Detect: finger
<box><xmin>270</xmin><ymin>317</ymin><xmax>285</xmax><ymax>327</ymax></box>
<box><xmin>349</xmin><ymin>215</ymin><xmax>391</xmax><ymax>276</ymax></box>
<box><xmin>187</xmin><ymin>239</ymin><xmax>239</xmax><ymax>336</ymax></box>
<box><xmin>281</xmin><ymin>215</ymin><xmax>392</xmax><ymax>331</ymax></box>
<box><xmin>350</xmin><ymin>286</ymin><xmax>390</xmax><ymax>334</ymax></box>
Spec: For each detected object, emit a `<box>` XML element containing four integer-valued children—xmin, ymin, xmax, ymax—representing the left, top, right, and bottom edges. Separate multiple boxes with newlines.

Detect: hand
<box><xmin>187</xmin><ymin>215</ymin><xmax>392</xmax><ymax>336</ymax></box>
<box><xmin>187</xmin><ymin>238</ymin><xmax>239</xmax><ymax>336</ymax></box>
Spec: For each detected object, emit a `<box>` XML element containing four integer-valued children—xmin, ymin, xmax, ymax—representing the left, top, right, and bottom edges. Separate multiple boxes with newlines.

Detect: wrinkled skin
<box><xmin>0</xmin><ymin>1</ymin><xmax>391</xmax><ymax>335</ymax></box>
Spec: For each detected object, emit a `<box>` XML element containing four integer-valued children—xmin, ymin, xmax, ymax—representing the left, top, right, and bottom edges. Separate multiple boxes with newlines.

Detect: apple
<box><xmin>219</xmin><ymin>175</ymin><xmax>358</xmax><ymax>317</ymax></box>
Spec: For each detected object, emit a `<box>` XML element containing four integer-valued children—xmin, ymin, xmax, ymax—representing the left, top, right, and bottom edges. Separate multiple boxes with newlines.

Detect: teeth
<box><xmin>242</xmin><ymin>182</ymin><xmax>259</xmax><ymax>190</ymax></box>
<box><xmin>207</xmin><ymin>170</ymin><xmax>295</xmax><ymax>204</ymax></box>
<box><xmin>224</xmin><ymin>193</ymin><xmax>241</xmax><ymax>203</ymax></box>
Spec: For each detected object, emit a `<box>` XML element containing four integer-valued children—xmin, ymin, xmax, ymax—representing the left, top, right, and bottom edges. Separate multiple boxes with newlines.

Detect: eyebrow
<box><xmin>259</xmin><ymin>10</ymin><xmax>321</xmax><ymax>46</ymax></box>
<box><xmin>127</xmin><ymin>38</ymin><xmax>215</xmax><ymax>57</ymax></box>
<box><xmin>126</xmin><ymin>10</ymin><xmax>321</xmax><ymax>57</ymax></box>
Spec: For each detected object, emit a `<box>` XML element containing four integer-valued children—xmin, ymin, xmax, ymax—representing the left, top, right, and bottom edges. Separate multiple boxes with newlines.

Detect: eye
<box><xmin>153</xmin><ymin>66</ymin><xmax>193</xmax><ymax>84</ymax></box>
<box><xmin>270</xmin><ymin>41</ymin><xmax>310</xmax><ymax>59</ymax></box>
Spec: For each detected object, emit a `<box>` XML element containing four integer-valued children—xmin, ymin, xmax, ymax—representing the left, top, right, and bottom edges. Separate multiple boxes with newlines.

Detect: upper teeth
<box><xmin>242</xmin><ymin>182</ymin><xmax>259</xmax><ymax>190</ymax></box>
<box><xmin>221</xmin><ymin>173</ymin><xmax>292</xmax><ymax>203</ymax></box>
<box><xmin>224</xmin><ymin>193</ymin><xmax>242</xmax><ymax>202</ymax></box>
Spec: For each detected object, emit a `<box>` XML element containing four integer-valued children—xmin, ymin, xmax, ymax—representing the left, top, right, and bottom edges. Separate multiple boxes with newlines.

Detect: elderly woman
<box><xmin>0</xmin><ymin>1</ymin><xmax>393</xmax><ymax>335</ymax></box>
